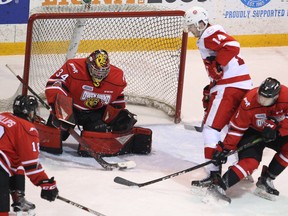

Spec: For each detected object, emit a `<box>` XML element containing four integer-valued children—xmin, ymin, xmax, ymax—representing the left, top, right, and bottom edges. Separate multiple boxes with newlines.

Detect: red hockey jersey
<box><xmin>45</xmin><ymin>58</ymin><xmax>127</xmax><ymax>111</ymax></box>
<box><xmin>197</xmin><ymin>24</ymin><xmax>252</xmax><ymax>90</ymax></box>
<box><xmin>223</xmin><ymin>86</ymin><xmax>288</xmax><ymax>150</ymax></box>
<box><xmin>0</xmin><ymin>112</ymin><xmax>49</xmax><ymax>185</ymax></box>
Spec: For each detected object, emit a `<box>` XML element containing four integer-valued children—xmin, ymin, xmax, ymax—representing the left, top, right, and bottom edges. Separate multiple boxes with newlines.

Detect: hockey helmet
<box><xmin>257</xmin><ymin>77</ymin><xmax>281</xmax><ymax>106</ymax></box>
<box><xmin>13</xmin><ymin>95</ymin><xmax>39</xmax><ymax>121</ymax></box>
<box><xmin>185</xmin><ymin>6</ymin><xmax>209</xmax><ymax>34</ymax></box>
<box><xmin>86</xmin><ymin>49</ymin><xmax>110</xmax><ymax>85</ymax></box>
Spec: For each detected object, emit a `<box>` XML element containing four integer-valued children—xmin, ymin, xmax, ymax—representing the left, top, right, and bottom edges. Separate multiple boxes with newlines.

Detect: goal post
<box><xmin>15</xmin><ymin>4</ymin><xmax>187</xmax><ymax>123</ymax></box>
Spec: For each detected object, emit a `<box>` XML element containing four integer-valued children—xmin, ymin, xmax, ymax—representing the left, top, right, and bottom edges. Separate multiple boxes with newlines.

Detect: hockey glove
<box><xmin>109</xmin><ymin>109</ymin><xmax>137</xmax><ymax>133</ymax></box>
<box><xmin>39</xmin><ymin>177</ymin><xmax>58</xmax><ymax>202</ymax></box>
<box><xmin>262</xmin><ymin>117</ymin><xmax>278</xmax><ymax>143</ymax></box>
<box><xmin>204</xmin><ymin>56</ymin><xmax>223</xmax><ymax>81</ymax></box>
<box><xmin>202</xmin><ymin>84</ymin><xmax>210</xmax><ymax>110</ymax></box>
<box><xmin>212</xmin><ymin>141</ymin><xmax>230</xmax><ymax>166</ymax></box>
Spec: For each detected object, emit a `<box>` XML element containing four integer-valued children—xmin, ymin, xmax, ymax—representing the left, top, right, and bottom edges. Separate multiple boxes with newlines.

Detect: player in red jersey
<box><xmin>210</xmin><ymin>77</ymin><xmax>288</xmax><ymax>203</ymax></box>
<box><xmin>0</xmin><ymin>95</ymin><xmax>58</xmax><ymax>216</ymax></box>
<box><xmin>44</xmin><ymin>49</ymin><xmax>151</xmax><ymax>156</ymax></box>
<box><xmin>184</xmin><ymin>6</ymin><xmax>253</xmax><ymax>186</ymax></box>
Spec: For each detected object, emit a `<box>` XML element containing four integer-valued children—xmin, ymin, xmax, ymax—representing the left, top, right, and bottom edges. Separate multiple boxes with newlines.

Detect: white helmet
<box><xmin>185</xmin><ymin>6</ymin><xmax>209</xmax><ymax>31</ymax></box>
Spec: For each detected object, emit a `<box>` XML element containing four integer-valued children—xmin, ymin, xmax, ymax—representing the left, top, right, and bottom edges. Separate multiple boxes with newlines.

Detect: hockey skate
<box><xmin>202</xmin><ymin>173</ymin><xmax>231</xmax><ymax>205</ymax></box>
<box><xmin>254</xmin><ymin>166</ymin><xmax>279</xmax><ymax>201</ymax></box>
<box><xmin>191</xmin><ymin>171</ymin><xmax>220</xmax><ymax>188</ymax></box>
<box><xmin>202</xmin><ymin>184</ymin><xmax>231</xmax><ymax>205</ymax></box>
<box><xmin>11</xmin><ymin>191</ymin><xmax>36</xmax><ymax>216</ymax></box>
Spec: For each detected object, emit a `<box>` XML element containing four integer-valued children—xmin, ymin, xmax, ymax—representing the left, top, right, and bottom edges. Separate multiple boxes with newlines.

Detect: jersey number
<box><xmin>32</xmin><ymin>142</ymin><xmax>40</xmax><ymax>152</ymax></box>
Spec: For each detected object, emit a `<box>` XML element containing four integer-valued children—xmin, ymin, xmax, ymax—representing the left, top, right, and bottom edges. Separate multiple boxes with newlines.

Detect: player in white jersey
<box><xmin>184</xmin><ymin>6</ymin><xmax>253</xmax><ymax>187</ymax></box>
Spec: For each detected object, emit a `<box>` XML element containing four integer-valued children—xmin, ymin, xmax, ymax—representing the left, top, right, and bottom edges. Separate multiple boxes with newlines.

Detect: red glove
<box><xmin>202</xmin><ymin>85</ymin><xmax>210</xmax><ymax>110</ymax></box>
<box><xmin>204</xmin><ymin>56</ymin><xmax>223</xmax><ymax>81</ymax></box>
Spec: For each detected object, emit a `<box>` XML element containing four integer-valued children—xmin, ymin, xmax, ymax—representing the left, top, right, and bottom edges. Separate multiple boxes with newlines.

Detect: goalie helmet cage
<box><xmin>13</xmin><ymin>4</ymin><xmax>187</xmax><ymax>123</ymax></box>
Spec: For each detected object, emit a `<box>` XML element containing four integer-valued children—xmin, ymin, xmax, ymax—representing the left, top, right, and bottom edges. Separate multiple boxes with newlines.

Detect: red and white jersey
<box><xmin>0</xmin><ymin>112</ymin><xmax>49</xmax><ymax>185</ymax></box>
<box><xmin>197</xmin><ymin>24</ymin><xmax>252</xmax><ymax>92</ymax></box>
<box><xmin>223</xmin><ymin>86</ymin><xmax>288</xmax><ymax>150</ymax></box>
<box><xmin>45</xmin><ymin>58</ymin><xmax>127</xmax><ymax>111</ymax></box>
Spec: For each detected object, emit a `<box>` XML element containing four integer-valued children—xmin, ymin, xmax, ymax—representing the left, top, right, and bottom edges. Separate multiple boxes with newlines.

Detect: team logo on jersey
<box><xmin>81</xmin><ymin>91</ymin><xmax>111</xmax><ymax>104</ymax></box>
<box><xmin>243</xmin><ymin>97</ymin><xmax>251</xmax><ymax>107</ymax></box>
<box><xmin>240</xmin><ymin>0</ymin><xmax>271</xmax><ymax>8</ymax></box>
<box><xmin>68</xmin><ymin>63</ymin><xmax>78</xmax><ymax>73</ymax></box>
<box><xmin>85</xmin><ymin>97</ymin><xmax>100</xmax><ymax>109</ymax></box>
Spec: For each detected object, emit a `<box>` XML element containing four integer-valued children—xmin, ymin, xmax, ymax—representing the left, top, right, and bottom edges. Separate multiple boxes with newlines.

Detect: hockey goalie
<box><xmin>35</xmin><ymin>49</ymin><xmax>152</xmax><ymax>157</ymax></box>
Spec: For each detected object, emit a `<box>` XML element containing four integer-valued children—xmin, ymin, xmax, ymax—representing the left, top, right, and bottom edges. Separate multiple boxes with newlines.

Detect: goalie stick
<box><xmin>6</xmin><ymin>64</ymin><xmax>136</xmax><ymax>170</ymax></box>
<box><xmin>57</xmin><ymin>195</ymin><xmax>107</xmax><ymax>216</ymax></box>
<box><xmin>114</xmin><ymin>137</ymin><xmax>263</xmax><ymax>187</ymax></box>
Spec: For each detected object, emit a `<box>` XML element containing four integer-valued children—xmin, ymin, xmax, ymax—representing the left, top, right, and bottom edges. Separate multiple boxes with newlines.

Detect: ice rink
<box><xmin>0</xmin><ymin>47</ymin><xmax>288</xmax><ymax>215</ymax></box>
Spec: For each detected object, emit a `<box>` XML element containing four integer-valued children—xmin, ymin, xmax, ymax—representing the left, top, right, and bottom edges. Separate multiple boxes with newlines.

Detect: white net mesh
<box><xmin>0</xmin><ymin>4</ymin><xmax>186</xmax><ymax>122</ymax></box>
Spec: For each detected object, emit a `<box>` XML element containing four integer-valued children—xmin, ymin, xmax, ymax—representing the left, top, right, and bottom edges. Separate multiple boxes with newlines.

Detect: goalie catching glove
<box><xmin>102</xmin><ymin>105</ymin><xmax>137</xmax><ymax>133</ymax></box>
<box><xmin>38</xmin><ymin>177</ymin><xmax>59</xmax><ymax>202</ymax></box>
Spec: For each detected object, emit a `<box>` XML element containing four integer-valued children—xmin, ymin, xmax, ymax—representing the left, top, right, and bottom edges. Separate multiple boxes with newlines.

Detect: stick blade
<box><xmin>114</xmin><ymin>177</ymin><xmax>140</xmax><ymax>187</ymax></box>
<box><xmin>184</xmin><ymin>124</ymin><xmax>203</xmax><ymax>132</ymax></box>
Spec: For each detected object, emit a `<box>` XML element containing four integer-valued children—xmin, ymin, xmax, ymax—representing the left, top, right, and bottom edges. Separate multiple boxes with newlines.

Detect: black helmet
<box><xmin>13</xmin><ymin>95</ymin><xmax>38</xmax><ymax>121</ymax></box>
<box><xmin>257</xmin><ymin>77</ymin><xmax>280</xmax><ymax>106</ymax></box>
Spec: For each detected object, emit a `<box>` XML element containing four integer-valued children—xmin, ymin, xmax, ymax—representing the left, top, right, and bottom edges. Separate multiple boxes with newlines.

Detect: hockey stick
<box><xmin>114</xmin><ymin>137</ymin><xmax>263</xmax><ymax>187</ymax></box>
<box><xmin>6</xmin><ymin>64</ymin><xmax>135</xmax><ymax>170</ymax></box>
<box><xmin>57</xmin><ymin>195</ymin><xmax>107</xmax><ymax>216</ymax></box>
<box><xmin>5</xmin><ymin>64</ymin><xmax>51</xmax><ymax>110</ymax></box>
<box><xmin>183</xmin><ymin>112</ymin><xmax>206</xmax><ymax>132</ymax></box>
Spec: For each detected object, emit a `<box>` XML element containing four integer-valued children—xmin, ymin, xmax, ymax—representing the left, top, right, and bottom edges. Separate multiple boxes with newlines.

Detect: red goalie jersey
<box><xmin>0</xmin><ymin>112</ymin><xmax>49</xmax><ymax>185</ymax></box>
<box><xmin>45</xmin><ymin>58</ymin><xmax>127</xmax><ymax>111</ymax></box>
<box><xmin>223</xmin><ymin>86</ymin><xmax>288</xmax><ymax>150</ymax></box>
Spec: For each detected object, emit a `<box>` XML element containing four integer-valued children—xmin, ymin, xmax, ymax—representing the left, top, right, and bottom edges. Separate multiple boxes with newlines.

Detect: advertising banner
<box><xmin>0</xmin><ymin>0</ymin><xmax>30</xmax><ymax>24</ymax></box>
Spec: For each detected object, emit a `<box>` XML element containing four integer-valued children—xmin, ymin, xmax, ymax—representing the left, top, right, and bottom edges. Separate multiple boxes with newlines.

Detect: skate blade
<box><xmin>202</xmin><ymin>187</ymin><xmax>231</xmax><ymax>206</ymax></box>
<box><xmin>13</xmin><ymin>210</ymin><xmax>36</xmax><ymax>216</ymax></box>
<box><xmin>202</xmin><ymin>193</ymin><xmax>231</xmax><ymax>207</ymax></box>
<box><xmin>254</xmin><ymin>187</ymin><xmax>277</xmax><ymax>201</ymax></box>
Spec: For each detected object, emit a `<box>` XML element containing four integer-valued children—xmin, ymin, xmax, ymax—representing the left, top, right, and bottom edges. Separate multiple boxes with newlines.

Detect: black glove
<box><xmin>38</xmin><ymin>177</ymin><xmax>59</xmax><ymax>202</ymax></box>
<box><xmin>111</xmin><ymin>109</ymin><xmax>137</xmax><ymax>133</ymax></box>
<box><xmin>212</xmin><ymin>142</ymin><xmax>230</xmax><ymax>166</ymax></box>
<box><xmin>262</xmin><ymin>117</ymin><xmax>278</xmax><ymax>143</ymax></box>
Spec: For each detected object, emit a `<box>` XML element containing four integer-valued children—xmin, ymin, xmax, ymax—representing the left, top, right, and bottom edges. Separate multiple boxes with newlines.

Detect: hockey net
<box><xmin>0</xmin><ymin>4</ymin><xmax>187</xmax><ymax>123</ymax></box>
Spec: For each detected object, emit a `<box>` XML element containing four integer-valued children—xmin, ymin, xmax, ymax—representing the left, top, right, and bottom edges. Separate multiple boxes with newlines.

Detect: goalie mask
<box><xmin>257</xmin><ymin>77</ymin><xmax>281</xmax><ymax>107</ymax></box>
<box><xmin>185</xmin><ymin>6</ymin><xmax>209</xmax><ymax>37</ymax></box>
<box><xmin>86</xmin><ymin>49</ymin><xmax>110</xmax><ymax>87</ymax></box>
<box><xmin>13</xmin><ymin>95</ymin><xmax>39</xmax><ymax>122</ymax></box>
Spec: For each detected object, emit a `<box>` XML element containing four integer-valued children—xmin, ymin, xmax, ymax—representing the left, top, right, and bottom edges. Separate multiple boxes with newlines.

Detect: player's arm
<box><xmin>17</xmin><ymin>126</ymin><xmax>58</xmax><ymax>201</ymax></box>
<box><xmin>45</xmin><ymin>62</ymin><xmax>71</xmax><ymax>107</ymax></box>
<box><xmin>204</xmin><ymin>31</ymin><xmax>240</xmax><ymax>66</ymax></box>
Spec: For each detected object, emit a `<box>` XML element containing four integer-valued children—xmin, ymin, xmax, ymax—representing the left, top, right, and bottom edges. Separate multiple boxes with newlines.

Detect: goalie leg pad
<box><xmin>78</xmin><ymin>127</ymin><xmax>152</xmax><ymax>157</ymax></box>
<box><xmin>78</xmin><ymin>130</ymin><xmax>134</xmax><ymax>157</ymax></box>
<box><xmin>130</xmin><ymin>127</ymin><xmax>152</xmax><ymax>154</ymax></box>
<box><xmin>34</xmin><ymin>122</ymin><xmax>62</xmax><ymax>154</ymax></box>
